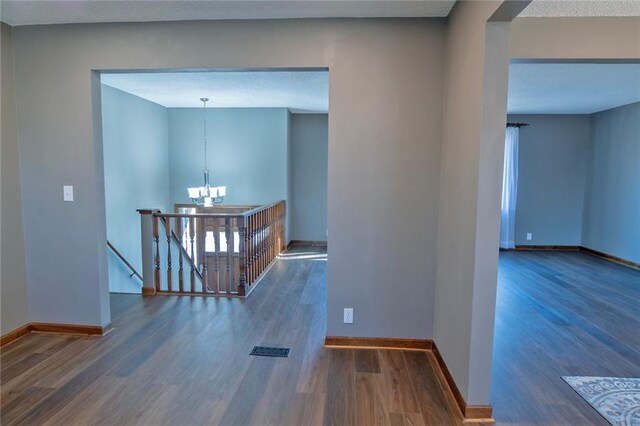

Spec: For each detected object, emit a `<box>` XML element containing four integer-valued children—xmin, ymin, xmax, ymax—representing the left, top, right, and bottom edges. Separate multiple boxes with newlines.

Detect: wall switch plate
<box><xmin>526</xmin><ymin>232</ymin><xmax>532</xmax><ymax>241</ymax></box>
<box><xmin>343</xmin><ymin>308</ymin><xmax>354</xmax><ymax>324</ymax></box>
<box><xmin>63</xmin><ymin>185</ymin><xmax>74</xmax><ymax>202</ymax></box>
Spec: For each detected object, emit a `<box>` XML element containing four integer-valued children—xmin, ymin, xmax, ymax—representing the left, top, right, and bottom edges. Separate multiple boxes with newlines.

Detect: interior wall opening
<box><xmin>491</xmin><ymin>60</ymin><xmax>640</xmax><ymax>423</ymax></box>
<box><xmin>98</xmin><ymin>68</ymin><xmax>329</xmax><ymax>296</ymax></box>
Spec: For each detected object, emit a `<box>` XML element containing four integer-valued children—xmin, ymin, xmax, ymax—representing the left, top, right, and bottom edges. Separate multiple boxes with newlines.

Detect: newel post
<box><xmin>237</xmin><ymin>216</ymin><xmax>247</xmax><ymax>297</ymax></box>
<box><xmin>138</xmin><ymin>209</ymin><xmax>160</xmax><ymax>296</ymax></box>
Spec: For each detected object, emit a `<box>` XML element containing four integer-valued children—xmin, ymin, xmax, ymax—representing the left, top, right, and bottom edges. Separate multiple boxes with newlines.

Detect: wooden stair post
<box><xmin>137</xmin><ymin>209</ymin><xmax>161</xmax><ymax>296</ymax></box>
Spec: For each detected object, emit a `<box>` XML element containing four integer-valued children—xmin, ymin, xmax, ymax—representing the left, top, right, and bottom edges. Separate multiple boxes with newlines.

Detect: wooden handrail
<box><xmin>152</xmin><ymin>201</ymin><xmax>284</xmax><ymax>220</ymax></box>
<box><xmin>154</xmin><ymin>212</ymin><xmax>246</xmax><ymax>219</ymax></box>
<box><xmin>149</xmin><ymin>201</ymin><xmax>285</xmax><ymax>297</ymax></box>
<box><xmin>240</xmin><ymin>200</ymin><xmax>284</xmax><ymax>218</ymax></box>
<box><xmin>107</xmin><ymin>240</ymin><xmax>143</xmax><ymax>281</ymax></box>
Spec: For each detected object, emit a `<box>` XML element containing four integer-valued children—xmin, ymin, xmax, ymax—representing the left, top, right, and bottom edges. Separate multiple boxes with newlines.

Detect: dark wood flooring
<box><xmin>492</xmin><ymin>250</ymin><xmax>640</xmax><ymax>425</ymax></box>
<box><xmin>3</xmin><ymin>248</ymin><xmax>638</xmax><ymax>425</ymax></box>
<box><xmin>1</xmin><ymin>246</ymin><xmax>464</xmax><ymax>425</ymax></box>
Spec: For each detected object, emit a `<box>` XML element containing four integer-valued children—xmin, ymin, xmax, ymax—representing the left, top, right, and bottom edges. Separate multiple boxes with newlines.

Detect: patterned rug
<box><xmin>563</xmin><ymin>376</ymin><xmax>640</xmax><ymax>425</ymax></box>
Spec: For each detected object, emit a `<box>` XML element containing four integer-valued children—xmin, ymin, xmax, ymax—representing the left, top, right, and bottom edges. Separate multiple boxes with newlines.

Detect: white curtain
<box><xmin>500</xmin><ymin>126</ymin><xmax>519</xmax><ymax>249</ymax></box>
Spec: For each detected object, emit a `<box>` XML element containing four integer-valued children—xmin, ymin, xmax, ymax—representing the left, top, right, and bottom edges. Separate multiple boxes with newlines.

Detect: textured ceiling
<box><xmin>101</xmin><ymin>71</ymin><xmax>329</xmax><ymax>111</ymax></box>
<box><xmin>0</xmin><ymin>0</ymin><xmax>456</xmax><ymax>26</ymax></box>
<box><xmin>520</xmin><ymin>0</ymin><xmax>640</xmax><ymax>17</ymax></box>
<box><xmin>3</xmin><ymin>0</ymin><xmax>638</xmax><ymax>26</ymax></box>
<box><xmin>508</xmin><ymin>63</ymin><xmax>640</xmax><ymax>114</ymax></box>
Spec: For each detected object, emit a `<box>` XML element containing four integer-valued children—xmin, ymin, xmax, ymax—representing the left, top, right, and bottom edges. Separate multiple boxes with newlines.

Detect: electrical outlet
<box><xmin>526</xmin><ymin>232</ymin><xmax>532</xmax><ymax>241</ymax></box>
<box><xmin>343</xmin><ymin>308</ymin><xmax>354</xmax><ymax>324</ymax></box>
<box><xmin>63</xmin><ymin>185</ymin><xmax>74</xmax><ymax>202</ymax></box>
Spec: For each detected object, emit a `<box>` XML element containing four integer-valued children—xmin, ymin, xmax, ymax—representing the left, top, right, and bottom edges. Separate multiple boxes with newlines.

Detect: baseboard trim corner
<box><xmin>324</xmin><ymin>336</ymin><xmax>432</xmax><ymax>351</ymax></box>
<box><xmin>0</xmin><ymin>323</ymin><xmax>32</xmax><ymax>347</ymax></box>
<box><xmin>430</xmin><ymin>341</ymin><xmax>493</xmax><ymax>422</ymax></box>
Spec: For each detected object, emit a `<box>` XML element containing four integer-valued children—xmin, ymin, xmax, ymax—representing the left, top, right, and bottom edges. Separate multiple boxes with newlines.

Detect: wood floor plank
<box><xmin>378</xmin><ymin>350</ymin><xmax>420</xmax><ymax>414</ymax></box>
<box><xmin>151</xmin><ymin>382</ymin><xmax>226</xmax><ymax>426</ymax></box>
<box><xmin>109</xmin><ymin>382</ymin><xmax>180</xmax><ymax>425</ymax></box>
<box><xmin>0</xmin><ymin>387</ymin><xmax>56</xmax><ymax>424</ymax></box>
<box><xmin>1</xmin><ymin>334</ymin><xmax>58</xmax><ymax>361</ymax></box>
<box><xmin>323</xmin><ymin>349</ymin><xmax>356</xmax><ymax>426</ymax></box>
<box><xmin>1</xmin><ymin>352</ymin><xmax>51</xmax><ymax>384</ymax></box>
<box><xmin>286</xmin><ymin>392</ymin><xmax>327</xmax><ymax>426</ymax></box>
<box><xmin>354</xmin><ymin>349</ymin><xmax>381</xmax><ymax>374</ymax></box>
<box><xmin>403</xmin><ymin>351</ymin><xmax>459</xmax><ymax>426</ymax></box>
<box><xmin>296</xmin><ymin>294</ymin><xmax>329</xmax><ymax>394</ymax></box>
<box><xmin>388</xmin><ymin>412</ymin><xmax>425</xmax><ymax>426</ymax></box>
<box><xmin>355</xmin><ymin>372</ymin><xmax>388</xmax><ymax>426</ymax></box>
<box><xmin>39</xmin><ymin>376</ymin><xmax>141</xmax><ymax>426</ymax></box>
<box><xmin>1</xmin><ymin>337</ymin><xmax>93</xmax><ymax>404</ymax></box>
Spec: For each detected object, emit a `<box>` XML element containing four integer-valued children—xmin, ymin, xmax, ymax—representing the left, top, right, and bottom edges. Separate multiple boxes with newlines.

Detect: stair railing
<box><xmin>107</xmin><ymin>240</ymin><xmax>143</xmax><ymax>281</ymax></box>
<box><xmin>139</xmin><ymin>201</ymin><xmax>285</xmax><ymax>297</ymax></box>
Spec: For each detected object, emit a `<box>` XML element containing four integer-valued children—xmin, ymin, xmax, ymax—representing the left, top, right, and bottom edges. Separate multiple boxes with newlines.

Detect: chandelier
<box><xmin>187</xmin><ymin>97</ymin><xmax>226</xmax><ymax>206</ymax></box>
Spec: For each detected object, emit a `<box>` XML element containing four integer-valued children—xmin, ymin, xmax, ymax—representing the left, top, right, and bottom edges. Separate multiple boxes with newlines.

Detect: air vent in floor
<box><xmin>250</xmin><ymin>346</ymin><xmax>290</xmax><ymax>357</ymax></box>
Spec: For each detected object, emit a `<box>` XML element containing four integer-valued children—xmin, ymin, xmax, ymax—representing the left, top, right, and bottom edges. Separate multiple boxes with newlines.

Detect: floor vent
<box><xmin>250</xmin><ymin>346</ymin><xmax>290</xmax><ymax>358</ymax></box>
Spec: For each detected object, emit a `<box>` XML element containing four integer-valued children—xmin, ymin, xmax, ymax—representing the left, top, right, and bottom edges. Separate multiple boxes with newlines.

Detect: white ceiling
<box><xmin>101</xmin><ymin>70</ymin><xmax>329</xmax><ymax>112</ymax></box>
<box><xmin>0</xmin><ymin>0</ymin><xmax>457</xmax><ymax>26</ymax></box>
<box><xmin>508</xmin><ymin>63</ymin><xmax>640</xmax><ymax>114</ymax></box>
<box><xmin>104</xmin><ymin>64</ymin><xmax>640</xmax><ymax>114</ymax></box>
<box><xmin>520</xmin><ymin>0</ymin><xmax>640</xmax><ymax>17</ymax></box>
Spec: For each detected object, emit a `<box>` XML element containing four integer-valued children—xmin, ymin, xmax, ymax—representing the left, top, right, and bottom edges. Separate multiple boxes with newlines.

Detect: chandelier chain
<box><xmin>201</xmin><ymin>97</ymin><xmax>209</xmax><ymax>173</ymax></box>
<box><xmin>188</xmin><ymin>96</ymin><xmax>224</xmax><ymax>205</ymax></box>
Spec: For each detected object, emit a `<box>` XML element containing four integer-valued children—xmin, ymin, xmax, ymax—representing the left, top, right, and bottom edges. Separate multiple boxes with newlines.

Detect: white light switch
<box><xmin>526</xmin><ymin>232</ymin><xmax>532</xmax><ymax>241</ymax></box>
<box><xmin>63</xmin><ymin>185</ymin><xmax>74</xmax><ymax>202</ymax></box>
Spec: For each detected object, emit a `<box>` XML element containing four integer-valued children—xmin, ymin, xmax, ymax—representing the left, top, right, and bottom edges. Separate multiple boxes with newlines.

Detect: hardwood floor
<box><xmin>1</xmin><ymin>246</ymin><xmax>464</xmax><ymax>425</ymax></box>
<box><xmin>5</xmin><ymin>247</ymin><xmax>636</xmax><ymax>425</ymax></box>
<box><xmin>492</xmin><ymin>250</ymin><xmax>640</xmax><ymax>425</ymax></box>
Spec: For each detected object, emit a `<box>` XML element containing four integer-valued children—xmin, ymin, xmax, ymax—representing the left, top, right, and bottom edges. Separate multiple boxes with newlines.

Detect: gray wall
<box><xmin>290</xmin><ymin>114</ymin><xmax>328</xmax><ymax>242</ymax></box>
<box><xmin>168</xmin><ymin>108</ymin><xmax>288</xmax><ymax>207</ymax></box>
<box><xmin>583</xmin><ymin>102</ymin><xmax>640</xmax><ymax>264</ymax></box>
<box><xmin>1</xmin><ymin>23</ymin><xmax>30</xmax><ymax>335</ymax></box>
<box><xmin>10</xmin><ymin>19</ymin><xmax>445</xmax><ymax>339</ymax></box>
<box><xmin>510</xmin><ymin>115</ymin><xmax>591</xmax><ymax>246</ymax></box>
<box><xmin>511</xmin><ymin>17</ymin><xmax>640</xmax><ymax>60</ymax></box>
<box><xmin>507</xmin><ymin>109</ymin><xmax>639</xmax><ymax>264</ymax></box>
<box><xmin>434</xmin><ymin>0</ymin><xmax>513</xmax><ymax>405</ymax></box>
<box><xmin>102</xmin><ymin>85</ymin><xmax>170</xmax><ymax>294</ymax></box>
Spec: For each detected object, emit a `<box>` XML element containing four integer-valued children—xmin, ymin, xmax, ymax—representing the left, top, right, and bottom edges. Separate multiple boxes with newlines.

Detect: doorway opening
<box><xmin>98</xmin><ymin>69</ymin><xmax>329</xmax><ymax>296</ymax></box>
<box><xmin>491</xmin><ymin>60</ymin><xmax>640</xmax><ymax>424</ymax></box>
